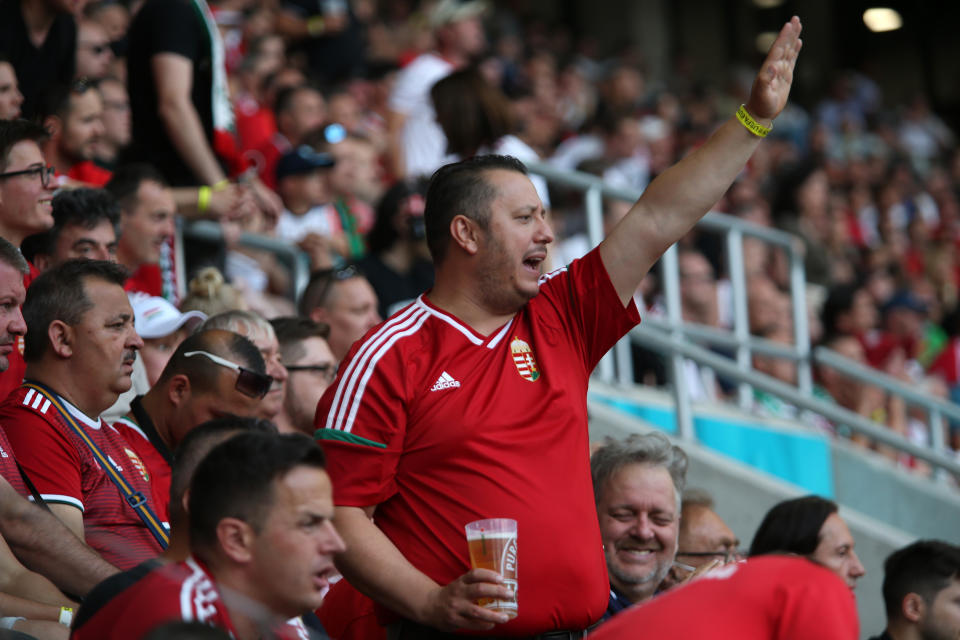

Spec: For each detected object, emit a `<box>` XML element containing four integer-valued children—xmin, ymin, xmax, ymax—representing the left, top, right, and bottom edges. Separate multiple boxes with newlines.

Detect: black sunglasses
<box><xmin>183</xmin><ymin>350</ymin><xmax>274</xmax><ymax>399</ymax></box>
<box><xmin>0</xmin><ymin>164</ymin><xmax>55</xmax><ymax>188</ymax></box>
<box><xmin>675</xmin><ymin>549</ymin><xmax>744</xmax><ymax>564</ymax></box>
<box><xmin>307</xmin><ymin>264</ymin><xmax>361</xmax><ymax>306</ymax></box>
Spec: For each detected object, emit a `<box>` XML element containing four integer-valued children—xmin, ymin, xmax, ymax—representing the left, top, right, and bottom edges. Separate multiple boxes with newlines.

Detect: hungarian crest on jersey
<box><xmin>510</xmin><ymin>336</ymin><xmax>540</xmax><ymax>381</ymax></box>
<box><xmin>123</xmin><ymin>447</ymin><xmax>150</xmax><ymax>482</ymax></box>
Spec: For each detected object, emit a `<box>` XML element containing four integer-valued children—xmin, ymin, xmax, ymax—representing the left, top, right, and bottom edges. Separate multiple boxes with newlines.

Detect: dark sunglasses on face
<box><xmin>183</xmin><ymin>350</ymin><xmax>274</xmax><ymax>399</ymax></box>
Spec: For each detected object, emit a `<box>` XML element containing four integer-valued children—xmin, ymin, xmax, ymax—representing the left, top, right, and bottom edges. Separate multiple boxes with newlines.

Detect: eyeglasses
<box><xmin>285</xmin><ymin>363</ymin><xmax>337</xmax><ymax>383</ymax></box>
<box><xmin>675</xmin><ymin>549</ymin><xmax>744</xmax><ymax>564</ymax></box>
<box><xmin>307</xmin><ymin>264</ymin><xmax>360</xmax><ymax>307</ymax></box>
<box><xmin>0</xmin><ymin>165</ymin><xmax>55</xmax><ymax>188</ymax></box>
<box><xmin>183</xmin><ymin>350</ymin><xmax>274</xmax><ymax>399</ymax></box>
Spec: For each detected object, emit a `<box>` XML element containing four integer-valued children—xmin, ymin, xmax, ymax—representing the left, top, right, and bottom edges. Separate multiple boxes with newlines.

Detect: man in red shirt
<box><xmin>112</xmin><ymin>329</ymin><xmax>270</xmax><ymax>520</ymax></box>
<box><xmin>0</xmin><ymin>260</ymin><xmax>167</xmax><ymax>570</ymax></box>
<box><xmin>21</xmin><ymin>187</ymin><xmax>119</xmax><ymax>271</ymax></box>
<box><xmin>316</xmin><ymin>17</ymin><xmax>803</xmax><ymax>638</ymax></box>
<box><xmin>590</xmin><ymin>556</ymin><xmax>859</xmax><ymax>640</ymax></box>
<box><xmin>71</xmin><ymin>430</ymin><xmax>346</xmax><ymax>639</ymax></box>
<box><xmin>38</xmin><ymin>80</ymin><xmax>111</xmax><ymax>187</ymax></box>
<box><xmin>105</xmin><ymin>164</ymin><xmax>177</xmax><ymax>301</ymax></box>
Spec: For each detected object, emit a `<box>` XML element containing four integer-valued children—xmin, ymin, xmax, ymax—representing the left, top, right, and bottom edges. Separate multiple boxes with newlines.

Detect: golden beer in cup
<box><xmin>464</xmin><ymin>518</ymin><xmax>517</xmax><ymax>619</ymax></box>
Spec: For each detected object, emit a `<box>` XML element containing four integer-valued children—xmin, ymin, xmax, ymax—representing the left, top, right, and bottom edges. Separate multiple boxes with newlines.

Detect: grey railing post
<box><xmin>662</xmin><ymin>245</ymin><xmax>694</xmax><ymax>440</ymax></box>
<box><xmin>726</xmin><ymin>228</ymin><xmax>752</xmax><ymax>410</ymax></box>
<box><xmin>789</xmin><ymin>238</ymin><xmax>812</xmax><ymax>395</ymax></box>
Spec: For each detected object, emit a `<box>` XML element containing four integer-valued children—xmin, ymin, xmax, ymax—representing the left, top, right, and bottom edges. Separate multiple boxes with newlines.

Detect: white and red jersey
<box><xmin>112</xmin><ymin>417</ymin><xmax>172</xmax><ymax>523</ymax></box>
<box><xmin>590</xmin><ymin>556</ymin><xmax>859</xmax><ymax>640</ymax></box>
<box><xmin>0</xmin><ymin>385</ymin><xmax>165</xmax><ymax>569</ymax></box>
<box><xmin>315</xmin><ymin>248</ymin><xmax>641</xmax><ymax>636</ymax></box>
<box><xmin>0</xmin><ymin>427</ymin><xmax>27</xmax><ymax>496</ymax></box>
<box><xmin>70</xmin><ymin>556</ymin><xmax>311</xmax><ymax>640</ymax></box>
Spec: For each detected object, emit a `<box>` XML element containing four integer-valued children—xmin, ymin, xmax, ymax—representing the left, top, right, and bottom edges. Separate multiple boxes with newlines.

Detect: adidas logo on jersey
<box><xmin>430</xmin><ymin>371</ymin><xmax>461</xmax><ymax>392</ymax></box>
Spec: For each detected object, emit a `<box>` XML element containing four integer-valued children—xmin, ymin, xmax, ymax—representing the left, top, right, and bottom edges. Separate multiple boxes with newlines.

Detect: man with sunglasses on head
<box><xmin>300</xmin><ymin>264</ymin><xmax>381</xmax><ymax>362</ymax></box>
<box><xmin>111</xmin><ymin>329</ymin><xmax>270</xmax><ymax>524</ymax></box>
<box><xmin>0</xmin><ymin>119</ymin><xmax>55</xmax><ymax>402</ymax></box>
<box><xmin>0</xmin><ymin>260</ymin><xmax>167</xmax><ymax>570</ymax></box>
<box><xmin>270</xmin><ymin>317</ymin><xmax>337</xmax><ymax>435</ymax></box>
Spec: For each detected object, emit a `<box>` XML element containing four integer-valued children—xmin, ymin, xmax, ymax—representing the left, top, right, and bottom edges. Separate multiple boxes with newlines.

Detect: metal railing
<box><xmin>525</xmin><ymin>160</ymin><xmax>960</xmax><ymax>480</ymax></box>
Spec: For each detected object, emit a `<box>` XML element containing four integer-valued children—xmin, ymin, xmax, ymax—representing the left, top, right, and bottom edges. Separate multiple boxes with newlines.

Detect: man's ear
<box><xmin>43</xmin><ymin>114</ymin><xmax>62</xmax><ymax>140</ymax></box>
<box><xmin>309</xmin><ymin>306</ymin><xmax>329</xmax><ymax>324</ymax></box>
<box><xmin>216</xmin><ymin>517</ymin><xmax>255</xmax><ymax>564</ymax></box>
<box><xmin>166</xmin><ymin>374</ymin><xmax>191</xmax><ymax>408</ymax></box>
<box><xmin>48</xmin><ymin>320</ymin><xmax>74</xmax><ymax>358</ymax></box>
<box><xmin>901</xmin><ymin>592</ymin><xmax>925</xmax><ymax>623</ymax></box>
<box><xmin>32</xmin><ymin>253</ymin><xmax>52</xmax><ymax>273</ymax></box>
<box><xmin>450</xmin><ymin>215</ymin><xmax>481</xmax><ymax>256</ymax></box>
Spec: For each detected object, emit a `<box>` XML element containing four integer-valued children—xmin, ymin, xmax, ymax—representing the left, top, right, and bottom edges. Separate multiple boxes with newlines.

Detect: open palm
<box><xmin>747</xmin><ymin>16</ymin><xmax>803</xmax><ymax>121</ymax></box>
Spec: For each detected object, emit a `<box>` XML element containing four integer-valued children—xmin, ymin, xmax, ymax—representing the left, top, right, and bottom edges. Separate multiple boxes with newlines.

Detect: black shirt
<box><xmin>0</xmin><ymin>0</ymin><xmax>76</xmax><ymax>119</ymax></box>
<box><xmin>123</xmin><ymin>0</ymin><xmax>214</xmax><ymax>187</ymax></box>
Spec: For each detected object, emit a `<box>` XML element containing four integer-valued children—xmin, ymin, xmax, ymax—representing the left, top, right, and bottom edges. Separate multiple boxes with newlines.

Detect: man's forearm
<box><xmin>334</xmin><ymin>506</ymin><xmax>439</xmax><ymax>623</ymax></box>
<box><xmin>1</xmin><ymin>503</ymin><xmax>118</xmax><ymax>597</ymax></box>
<box><xmin>158</xmin><ymin>97</ymin><xmax>227</xmax><ymax>186</ymax></box>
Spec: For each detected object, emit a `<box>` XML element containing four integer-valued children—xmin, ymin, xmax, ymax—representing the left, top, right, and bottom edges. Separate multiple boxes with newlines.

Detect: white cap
<box><xmin>430</xmin><ymin>0</ymin><xmax>487</xmax><ymax>28</ymax></box>
<box><xmin>129</xmin><ymin>293</ymin><xmax>207</xmax><ymax>340</ymax></box>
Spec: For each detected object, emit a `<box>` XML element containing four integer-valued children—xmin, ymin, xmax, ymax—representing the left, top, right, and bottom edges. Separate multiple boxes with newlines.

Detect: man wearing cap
<box><xmin>274</xmin><ymin>145</ymin><xmax>346</xmax><ymax>269</ymax></box>
<box><xmin>111</xmin><ymin>329</ymin><xmax>269</xmax><ymax>522</ymax></box>
<box><xmin>386</xmin><ymin>0</ymin><xmax>487</xmax><ymax>178</ymax></box>
<box><xmin>252</xmin><ymin>85</ymin><xmax>327</xmax><ymax>192</ymax></box>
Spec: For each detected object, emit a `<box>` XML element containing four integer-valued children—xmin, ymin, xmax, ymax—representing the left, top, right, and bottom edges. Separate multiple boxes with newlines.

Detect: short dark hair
<box><xmin>22</xmin><ymin>260</ymin><xmax>128</xmax><ymax>361</ymax></box>
<box><xmin>0</xmin><ymin>236</ymin><xmax>28</xmax><ymax>275</ymax></box>
<box><xmin>24</xmin><ymin>188</ymin><xmax>120</xmax><ymax>261</ymax></box>
<box><xmin>431</xmin><ymin>67</ymin><xmax>514</xmax><ymax>158</ymax></box>
<box><xmin>270</xmin><ymin>316</ymin><xmax>330</xmax><ymax>363</ymax></box>
<box><xmin>424</xmin><ymin>155</ymin><xmax>528</xmax><ymax>264</ymax></box>
<box><xmin>298</xmin><ymin>265</ymin><xmax>364</xmax><ymax>316</ymax></box>
<box><xmin>37</xmin><ymin>80</ymin><xmax>97</xmax><ymax>122</ymax></box>
<box><xmin>749</xmin><ymin>495</ymin><xmax>838</xmax><ymax>557</ymax></box>
<box><xmin>882</xmin><ymin>539</ymin><xmax>960</xmax><ymax>619</ymax></box>
<box><xmin>168</xmin><ymin>415</ymin><xmax>277</xmax><ymax>528</ymax></box>
<box><xmin>104</xmin><ymin>163</ymin><xmax>169</xmax><ymax>212</ymax></box>
<box><xmin>156</xmin><ymin>329</ymin><xmax>266</xmax><ymax>395</ymax></box>
<box><xmin>188</xmin><ymin>432</ymin><xmax>327</xmax><ymax>553</ymax></box>
<box><xmin>0</xmin><ymin>119</ymin><xmax>48</xmax><ymax>171</ymax></box>
<box><xmin>273</xmin><ymin>84</ymin><xmax>317</xmax><ymax>117</ymax></box>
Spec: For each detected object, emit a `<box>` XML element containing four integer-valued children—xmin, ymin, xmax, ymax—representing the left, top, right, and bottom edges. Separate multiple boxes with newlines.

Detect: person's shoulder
<box><xmin>0</xmin><ymin>386</ymin><xmax>58</xmax><ymax>427</ymax></box>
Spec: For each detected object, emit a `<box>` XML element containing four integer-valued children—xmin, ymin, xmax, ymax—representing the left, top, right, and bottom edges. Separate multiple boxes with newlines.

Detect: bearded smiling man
<box><xmin>591</xmin><ymin>432</ymin><xmax>688</xmax><ymax>619</ymax></box>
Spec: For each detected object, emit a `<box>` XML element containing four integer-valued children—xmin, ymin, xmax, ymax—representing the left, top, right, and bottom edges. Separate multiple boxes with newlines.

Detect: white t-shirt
<box><xmin>488</xmin><ymin>135</ymin><xmax>551</xmax><ymax>208</ymax></box>
<box><xmin>389</xmin><ymin>52</ymin><xmax>454</xmax><ymax>177</ymax></box>
<box><xmin>275</xmin><ymin>205</ymin><xmax>340</xmax><ymax>244</ymax></box>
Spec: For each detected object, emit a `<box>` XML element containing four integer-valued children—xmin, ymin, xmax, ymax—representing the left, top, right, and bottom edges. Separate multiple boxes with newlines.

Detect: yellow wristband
<box><xmin>307</xmin><ymin>15</ymin><xmax>325</xmax><ymax>36</ymax></box>
<box><xmin>197</xmin><ymin>186</ymin><xmax>212</xmax><ymax>214</ymax></box>
<box><xmin>59</xmin><ymin>607</ymin><xmax>73</xmax><ymax>627</ymax></box>
<box><xmin>736</xmin><ymin>104</ymin><xmax>771</xmax><ymax>138</ymax></box>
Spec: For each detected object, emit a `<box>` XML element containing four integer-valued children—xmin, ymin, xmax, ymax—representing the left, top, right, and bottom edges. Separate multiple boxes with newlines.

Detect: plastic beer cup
<box><xmin>464</xmin><ymin>518</ymin><xmax>518</xmax><ymax>619</ymax></box>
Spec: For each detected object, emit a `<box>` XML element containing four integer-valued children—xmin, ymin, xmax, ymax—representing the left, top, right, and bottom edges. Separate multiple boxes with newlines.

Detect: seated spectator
<box><xmin>74</xmin><ymin>19</ymin><xmax>114</xmax><ymax>81</ymax></box>
<box><xmin>0</xmin><ymin>56</ymin><xmax>24</xmax><ymax>120</ymax></box>
<box><xmin>867</xmin><ymin>539</ymin><xmax>960</xmax><ymax>640</ymax></box>
<box><xmin>298</xmin><ymin>265</ymin><xmax>381</xmax><ymax>361</ymax></box>
<box><xmin>104</xmin><ymin>164</ymin><xmax>177</xmax><ymax>301</ymax></box>
<box><xmin>269</xmin><ymin>317</ymin><xmax>336</xmax><ymax>435</ymax></box>
<box><xmin>73</xmin><ymin>416</ymin><xmax>277</xmax><ymax>629</ymax></box>
<box><xmin>71</xmin><ymin>431</ymin><xmax>345</xmax><ymax>639</ymax></box>
<box><xmin>663</xmin><ymin>489</ymin><xmax>740</xmax><ymax>589</ymax></box>
<box><xmin>0</xmin><ymin>119</ymin><xmax>55</xmax><ymax>252</ymax></box>
<box><xmin>590</xmin><ymin>432</ymin><xmax>687</xmax><ymax>619</ymax></box>
<box><xmin>20</xmin><ymin>187</ymin><xmax>118</xmax><ymax>271</ymax></box>
<box><xmin>749</xmin><ymin>495</ymin><xmax>865</xmax><ymax>590</ymax></box>
<box><xmin>112</xmin><ymin>330</ymin><xmax>268</xmax><ymax>520</ymax></box>
<box><xmin>252</xmin><ymin>85</ymin><xmax>326</xmax><ymax>191</ymax></box>
<box><xmin>199</xmin><ymin>310</ymin><xmax>288</xmax><ymax>422</ymax></box>
<box><xmin>37</xmin><ymin>81</ymin><xmax>110</xmax><ymax>187</ymax></box>
<box><xmin>0</xmin><ymin>260</ymin><xmax>166</xmax><ymax>570</ymax></box>
<box><xmin>0</xmin><ymin>238</ymin><xmax>118</xmax><ymax>599</ymax></box>
<box><xmin>91</xmin><ymin>77</ymin><xmax>130</xmax><ymax>170</ymax></box>
<box><xmin>357</xmin><ymin>179</ymin><xmax>434</xmax><ymax>319</ymax></box>
<box><xmin>589</xmin><ymin>556</ymin><xmax>858</xmax><ymax>640</ymax></box>
<box><xmin>179</xmin><ymin>267</ymin><xmax>248</xmax><ymax>317</ymax></box>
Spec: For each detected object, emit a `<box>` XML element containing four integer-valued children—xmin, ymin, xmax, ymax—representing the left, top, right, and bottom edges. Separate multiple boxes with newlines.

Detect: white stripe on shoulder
<box><xmin>37</xmin><ymin>494</ymin><xmax>84</xmax><ymax>511</ymax></box>
<box><xmin>22</xmin><ymin>389</ymin><xmax>35</xmax><ymax>407</ymax></box>
<box><xmin>342</xmin><ymin>311</ymin><xmax>431</xmax><ymax>433</ymax></box>
<box><xmin>180</xmin><ymin>558</ymin><xmax>211</xmax><ymax>621</ymax></box>
<box><xmin>325</xmin><ymin>304</ymin><xmax>427</xmax><ymax>432</ymax></box>
<box><xmin>417</xmin><ymin>299</ymin><xmax>483</xmax><ymax>346</ymax></box>
<box><xmin>538</xmin><ymin>265</ymin><xmax>567</xmax><ymax>284</ymax></box>
<box><xmin>114</xmin><ymin>417</ymin><xmax>148</xmax><ymax>442</ymax></box>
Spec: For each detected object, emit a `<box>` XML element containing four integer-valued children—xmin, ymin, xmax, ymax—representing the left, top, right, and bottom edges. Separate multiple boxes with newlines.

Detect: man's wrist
<box><xmin>736</xmin><ymin>104</ymin><xmax>773</xmax><ymax>137</ymax></box>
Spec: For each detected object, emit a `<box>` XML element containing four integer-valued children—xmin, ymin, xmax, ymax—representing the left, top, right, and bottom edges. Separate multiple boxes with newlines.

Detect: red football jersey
<box><xmin>315</xmin><ymin>578</ymin><xmax>384</xmax><ymax>640</ymax></box>
<box><xmin>590</xmin><ymin>556</ymin><xmax>859</xmax><ymax>640</ymax></box>
<box><xmin>112</xmin><ymin>417</ymin><xmax>172</xmax><ymax>524</ymax></box>
<box><xmin>315</xmin><ymin>248</ymin><xmax>640</xmax><ymax>635</ymax></box>
<box><xmin>0</xmin><ymin>386</ymin><xmax>165</xmax><ymax>569</ymax></box>
<box><xmin>70</xmin><ymin>556</ymin><xmax>311</xmax><ymax>640</ymax></box>
<box><xmin>0</xmin><ymin>427</ymin><xmax>27</xmax><ymax>496</ymax></box>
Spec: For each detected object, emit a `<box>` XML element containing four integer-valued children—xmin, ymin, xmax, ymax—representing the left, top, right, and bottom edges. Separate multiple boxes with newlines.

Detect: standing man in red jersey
<box><xmin>315</xmin><ymin>18</ymin><xmax>803</xmax><ymax>638</ymax></box>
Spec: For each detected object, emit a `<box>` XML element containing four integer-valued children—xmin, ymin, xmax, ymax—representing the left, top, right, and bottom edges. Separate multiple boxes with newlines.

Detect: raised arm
<box><xmin>599</xmin><ymin>17</ymin><xmax>802</xmax><ymax>305</ymax></box>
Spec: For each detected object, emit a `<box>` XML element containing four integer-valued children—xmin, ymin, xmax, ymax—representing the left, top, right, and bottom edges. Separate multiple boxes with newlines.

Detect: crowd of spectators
<box><xmin>0</xmin><ymin>0</ymin><xmax>956</xmax><ymax>638</ymax></box>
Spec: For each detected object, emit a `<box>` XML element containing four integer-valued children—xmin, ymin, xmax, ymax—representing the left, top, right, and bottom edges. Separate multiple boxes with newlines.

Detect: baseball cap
<box><xmin>430</xmin><ymin>0</ymin><xmax>487</xmax><ymax>27</ymax></box>
<box><xmin>130</xmin><ymin>293</ymin><xmax>207</xmax><ymax>339</ymax></box>
<box><xmin>882</xmin><ymin>290</ymin><xmax>928</xmax><ymax>315</ymax></box>
<box><xmin>275</xmin><ymin>145</ymin><xmax>336</xmax><ymax>182</ymax></box>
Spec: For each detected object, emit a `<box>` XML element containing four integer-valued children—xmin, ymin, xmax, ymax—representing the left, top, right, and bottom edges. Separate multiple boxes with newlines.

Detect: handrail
<box><xmin>631</xmin><ymin>324</ymin><xmax>960</xmax><ymax>476</ymax></box>
<box><xmin>182</xmin><ymin>220</ymin><xmax>311</xmax><ymax>304</ymax></box>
